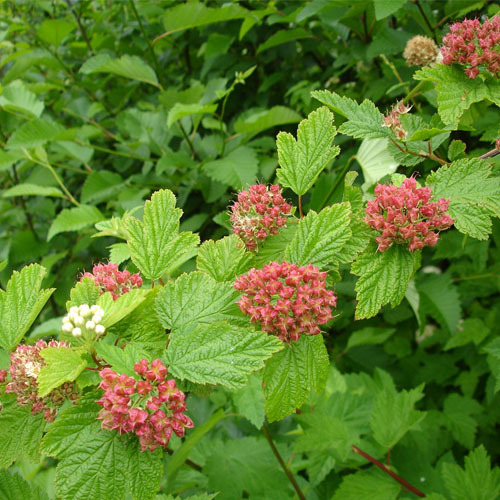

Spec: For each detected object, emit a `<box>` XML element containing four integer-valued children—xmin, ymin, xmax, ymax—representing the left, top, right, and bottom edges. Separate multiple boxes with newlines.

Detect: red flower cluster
<box><xmin>364</xmin><ymin>178</ymin><xmax>454</xmax><ymax>252</ymax></box>
<box><xmin>82</xmin><ymin>263</ymin><xmax>142</xmax><ymax>300</ymax></box>
<box><xmin>96</xmin><ymin>359</ymin><xmax>194</xmax><ymax>452</ymax></box>
<box><xmin>234</xmin><ymin>261</ymin><xmax>337</xmax><ymax>342</ymax></box>
<box><xmin>382</xmin><ymin>102</ymin><xmax>412</xmax><ymax>141</ymax></box>
<box><xmin>4</xmin><ymin>340</ymin><xmax>78</xmax><ymax>422</ymax></box>
<box><xmin>442</xmin><ymin>16</ymin><xmax>500</xmax><ymax>78</ymax></box>
<box><xmin>230</xmin><ymin>184</ymin><xmax>292</xmax><ymax>251</ymax></box>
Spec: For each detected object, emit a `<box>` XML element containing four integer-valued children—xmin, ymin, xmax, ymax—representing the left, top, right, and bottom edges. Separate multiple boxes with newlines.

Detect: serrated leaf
<box><xmin>417</xmin><ymin>273</ymin><xmax>461</xmax><ymax>334</ymax></box>
<box><xmin>426</xmin><ymin>158</ymin><xmax>500</xmax><ymax>240</ymax></box>
<box><xmin>196</xmin><ymin>234</ymin><xmax>253</xmax><ymax>282</ymax></box>
<box><xmin>167</xmin><ymin>103</ymin><xmax>217</xmax><ymax>128</ymax></box>
<box><xmin>48</xmin><ymin>205</ymin><xmax>104</xmax><ymax>241</ymax></box>
<box><xmin>0</xmin><ymin>470</ymin><xmax>49</xmax><ymax>500</ymax></box>
<box><xmin>97</xmin><ymin>289</ymin><xmax>146</xmax><ymax>328</ymax></box>
<box><xmin>203</xmin><ymin>146</ymin><xmax>258</xmax><ymax>189</ymax></box>
<box><xmin>335</xmin><ymin>215</ymin><xmax>372</xmax><ymax>264</ymax></box>
<box><xmin>232</xmin><ymin>371</ymin><xmax>265</xmax><ymax>429</ymax></box>
<box><xmin>109</xmin><ymin>243</ymin><xmax>131</xmax><ymax>265</ymax></box>
<box><xmin>233</xmin><ymin>105</ymin><xmax>301</xmax><ymax>135</ymax></box>
<box><xmin>276</xmin><ymin>107</ymin><xmax>339</xmax><ymax>195</ymax></box>
<box><xmin>2</xmin><ymin>183</ymin><xmax>64</xmax><ymax>198</ymax></box>
<box><xmin>0</xmin><ymin>81</ymin><xmax>44</xmax><ymax>118</ymax></box>
<box><xmin>66</xmin><ymin>276</ymin><xmax>100</xmax><ymax>309</ymax></box>
<box><xmin>414</xmin><ymin>65</ymin><xmax>500</xmax><ymax>127</ymax></box>
<box><xmin>38</xmin><ymin>19</ymin><xmax>75</xmax><ymax>45</ymax></box>
<box><xmin>254</xmin><ymin>223</ymin><xmax>298</xmax><ymax>267</ymax></box>
<box><xmin>263</xmin><ymin>335</ymin><xmax>329</xmax><ymax>422</ymax></box>
<box><xmin>332</xmin><ymin>469</ymin><xmax>401</xmax><ymax>500</ymax></box>
<box><xmin>164</xmin><ymin>321</ymin><xmax>282</xmax><ymax>389</ymax></box>
<box><xmin>155</xmin><ymin>272</ymin><xmax>242</xmax><ymax>332</ymax></box>
<box><xmin>0</xmin><ymin>263</ymin><xmax>54</xmax><ymax>350</ymax></box>
<box><xmin>38</xmin><ymin>347</ymin><xmax>87</xmax><ymax>397</ymax></box>
<box><xmin>443</xmin><ymin>394</ymin><xmax>481</xmax><ymax>449</ymax></box>
<box><xmin>126</xmin><ymin>190</ymin><xmax>199</xmax><ymax>280</ymax></box>
<box><xmin>442</xmin><ymin>446</ymin><xmax>500</xmax><ymax>500</ymax></box>
<box><xmin>94</xmin><ymin>343</ymin><xmax>149</xmax><ymax>377</ymax></box>
<box><xmin>311</xmin><ymin>90</ymin><xmax>390</xmax><ymax>140</ymax></box>
<box><xmin>284</xmin><ymin>203</ymin><xmax>351</xmax><ymax>267</ymax></box>
<box><xmin>257</xmin><ymin>28</ymin><xmax>312</xmax><ymax>54</ymax></box>
<box><xmin>370</xmin><ymin>382</ymin><xmax>426</xmax><ymax>449</ymax></box>
<box><xmin>445</xmin><ymin>317</ymin><xmax>489</xmax><ymax>350</ymax></box>
<box><xmin>356</xmin><ymin>137</ymin><xmax>399</xmax><ymax>188</ymax></box>
<box><xmin>7</xmin><ymin>118</ymin><xmax>63</xmax><ymax>149</ymax></box>
<box><xmin>373</xmin><ymin>0</ymin><xmax>407</xmax><ymax>19</ymax></box>
<box><xmin>0</xmin><ymin>398</ymin><xmax>45</xmax><ymax>468</ymax></box>
<box><xmin>80</xmin><ymin>54</ymin><xmax>160</xmax><ymax>88</ymax></box>
<box><xmin>352</xmin><ymin>244</ymin><xmax>421</xmax><ymax>320</ymax></box>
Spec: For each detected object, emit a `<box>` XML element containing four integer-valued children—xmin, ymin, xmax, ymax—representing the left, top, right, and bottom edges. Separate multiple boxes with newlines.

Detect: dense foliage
<box><xmin>1</xmin><ymin>1</ymin><xmax>500</xmax><ymax>499</ymax></box>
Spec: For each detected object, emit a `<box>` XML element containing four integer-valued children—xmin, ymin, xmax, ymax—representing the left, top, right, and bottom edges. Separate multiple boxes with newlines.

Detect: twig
<box><xmin>263</xmin><ymin>424</ymin><xmax>306</xmax><ymax>500</ymax></box>
<box><xmin>178</xmin><ymin>122</ymin><xmax>201</xmax><ymax>162</ymax></box>
<box><xmin>389</xmin><ymin>138</ymin><xmax>448</xmax><ymax>166</ymax></box>
<box><xmin>352</xmin><ymin>445</ymin><xmax>425</xmax><ymax>498</ymax></box>
<box><xmin>480</xmin><ymin>147</ymin><xmax>500</xmax><ymax>159</ymax></box>
<box><xmin>65</xmin><ymin>0</ymin><xmax>94</xmax><ymax>55</ymax></box>
<box><xmin>413</xmin><ymin>0</ymin><xmax>437</xmax><ymax>42</ymax></box>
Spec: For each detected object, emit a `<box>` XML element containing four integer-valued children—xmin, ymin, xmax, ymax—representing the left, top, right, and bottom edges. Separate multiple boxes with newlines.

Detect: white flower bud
<box><xmin>74</xmin><ymin>315</ymin><xmax>84</xmax><ymax>326</ymax></box>
<box><xmin>92</xmin><ymin>314</ymin><xmax>103</xmax><ymax>324</ymax></box>
<box><xmin>86</xmin><ymin>320</ymin><xmax>95</xmax><ymax>330</ymax></box>
<box><xmin>70</xmin><ymin>306</ymin><xmax>79</xmax><ymax>314</ymax></box>
<box><xmin>95</xmin><ymin>325</ymin><xmax>105</xmax><ymax>335</ymax></box>
<box><xmin>72</xmin><ymin>327</ymin><xmax>82</xmax><ymax>337</ymax></box>
<box><xmin>62</xmin><ymin>323</ymin><xmax>73</xmax><ymax>333</ymax></box>
<box><xmin>62</xmin><ymin>315</ymin><xmax>71</xmax><ymax>324</ymax></box>
<box><xmin>90</xmin><ymin>305</ymin><xmax>100</xmax><ymax>314</ymax></box>
<box><xmin>79</xmin><ymin>304</ymin><xmax>91</xmax><ymax>317</ymax></box>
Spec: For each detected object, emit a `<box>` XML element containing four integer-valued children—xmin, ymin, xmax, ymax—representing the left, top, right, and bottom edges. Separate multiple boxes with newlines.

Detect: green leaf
<box><xmin>0</xmin><ymin>398</ymin><xmax>45</xmax><ymax>468</ymax></box>
<box><xmin>66</xmin><ymin>276</ymin><xmax>100</xmax><ymax>309</ymax></box>
<box><xmin>311</xmin><ymin>90</ymin><xmax>390</xmax><ymax>140</ymax></box>
<box><xmin>284</xmin><ymin>203</ymin><xmax>352</xmax><ymax>268</ymax></box>
<box><xmin>443</xmin><ymin>394</ymin><xmax>481</xmax><ymax>449</ymax></box>
<box><xmin>7</xmin><ymin>118</ymin><xmax>64</xmax><ymax>149</ymax></box>
<box><xmin>0</xmin><ymin>81</ymin><xmax>44</xmax><ymax>118</ymax></box>
<box><xmin>80</xmin><ymin>54</ymin><xmax>160</xmax><ymax>88</ymax></box>
<box><xmin>163</xmin><ymin>2</ymin><xmax>248</xmax><ymax>34</ymax></box>
<box><xmin>263</xmin><ymin>335</ymin><xmax>329</xmax><ymax>422</ymax></box>
<box><xmin>370</xmin><ymin>382</ymin><xmax>426</xmax><ymax>449</ymax></box>
<box><xmin>109</xmin><ymin>243</ymin><xmax>131</xmax><ymax>265</ymax></box>
<box><xmin>257</xmin><ymin>28</ymin><xmax>312</xmax><ymax>54</ymax></box>
<box><xmin>126</xmin><ymin>189</ymin><xmax>199</xmax><ymax>280</ymax></box>
<box><xmin>442</xmin><ymin>446</ymin><xmax>500</xmax><ymax>500</ymax></box>
<box><xmin>196</xmin><ymin>234</ymin><xmax>253</xmax><ymax>282</ymax></box>
<box><xmin>335</xmin><ymin>215</ymin><xmax>372</xmax><ymax>264</ymax></box>
<box><xmin>347</xmin><ymin>327</ymin><xmax>396</xmax><ymax>350</ymax></box>
<box><xmin>276</xmin><ymin>107</ymin><xmax>340</xmax><ymax>195</ymax></box>
<box><xmin>155</xmin><ymin>272</ymin><xmax>242</xmax><ymax>332</ymax></box>
<box><xmin>417</xmin><ymin>273</ymin><xmax>461</xmax><ymax>334</ymax></box>
<box><xmin>414</xmin><ymin>65</ymin><xmax>500</xmax><ymax>127</ymax></box>
<box><xmin>2</xmin><ymin>183</ymin><xmax>64</xmax><ymax>198</ymax></box>
<box><xmin>373</xmin><ymin>0</ymin><xmax>407</xmax><ymax>19</ymax></box>
<box><xmin>332</xmin><ymin>469</ymin><xmax>401</xmax><ymax>500</ymax></box>
<box><xmin>94</xmin><ymin>343</ymin><xmax>148</xmax><ymax>377</ymax></box>
<box><xmin>254</xmin><ymin>223</ymin><xmax>298</xmax><ymax>267</ymax></box>
<box><xmin>48</xmin><ymin>205</ymin><xmax>104</xmax><ymax>241</ymax></box>
<box><xmin>232</xmin><ymin>371</ymin><xmax>265</xmax><ymax>429</ymax></box>
<box><xmin>0</xmin><ymin>263</ymin><xmax>54</xmax><ymax>350</ymax></box>
<box><xmin>445</xmin><ymin>318</ymin><xmax>489</xmax><ymax>350</ymax></box>
<box><xmin>426</xmin><ymin>158</ymin><xmax>500</xmax><ymax>240</ymax></box>
<box><xmin>97</xmin><ymin>289</ymin><xmax>147</xmax><ymax>328</ymax></box>
<box><xmin>233</xmin><ymin>106</ymin><xmax>301</xmax><ymax>135</ymax></box>
<box><xmin>352</xmin><ymin>244</ymin><xmax>421</xmax><ymax>320</ymax></box>
<box><xmin>0</xmin><ymin>470</ymin><xmax>49</xmax><ymax>500</ymax></box>
<box><xmin>38</xmin><ymin>347</ymin><xmax>87</xmax><ymax>397</ymax></box>
<box><xmin>202</xmin><ymin>146</ymin><xmax>259</xmax><ymax>189</ymax></box>
<box><xmin>356</xmin><ymin>138</ymin><xmax>398</xmax><ymax>188</ymax></box>
<box><xmin>164</xmin><ymin>321</ymin><xmax>282</xmax><ymax>389</ymax></box>
<box><xmin>167</xmin><ymin>103</ymin><xmax>218</xmax><ymax>128</ymax></box>
<box><xmin>38</xmin><ymin>19</ymin><xmax>75</xmax><ymax>45</ymax></box>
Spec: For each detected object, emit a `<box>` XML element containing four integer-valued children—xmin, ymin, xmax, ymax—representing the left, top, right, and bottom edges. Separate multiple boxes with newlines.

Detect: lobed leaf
<box><xmin>48</xmin><ymin>205</ymin><xmax>105</xmax><ymax>241</ymax></box>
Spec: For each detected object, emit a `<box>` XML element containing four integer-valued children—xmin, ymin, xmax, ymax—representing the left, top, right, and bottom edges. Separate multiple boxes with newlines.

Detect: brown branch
<box><xmin>480</xmin><ymin>147</ymin><xmax>500</xmax><ymax>159</ymax></box>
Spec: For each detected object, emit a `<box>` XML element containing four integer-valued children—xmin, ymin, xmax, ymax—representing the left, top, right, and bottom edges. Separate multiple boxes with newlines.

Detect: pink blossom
<box><xmin>234</xmin><ymin>262</ymin><xmax>337</xmax><ymax>343</ymax></box>
<box><xmin>82</xmin><ymin>263</ymin><xmax>142</xmax><ymax>300</ymax></box>
<box><xmin>382</xmin><ymin>102</ymin><xmax>412</xmax><ymax>141</ymax></box>
<box><xmin>364</xmin><ymin>178</ymin><xmax>454</xmax><ymax>252</ymax></box>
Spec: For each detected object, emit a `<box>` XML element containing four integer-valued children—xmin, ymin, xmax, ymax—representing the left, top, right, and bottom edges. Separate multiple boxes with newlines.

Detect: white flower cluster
<box><xmin>62</xmin><ymin>305</ymin><xmax>106</xmax><ymax>338</ymax></box>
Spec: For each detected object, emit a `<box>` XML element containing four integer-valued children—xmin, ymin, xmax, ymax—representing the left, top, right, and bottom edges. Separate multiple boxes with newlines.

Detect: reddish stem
<box><xmin>352</xmin><ymin>445</ymin><xmax>426</xmax><ymax>498</ymax></box>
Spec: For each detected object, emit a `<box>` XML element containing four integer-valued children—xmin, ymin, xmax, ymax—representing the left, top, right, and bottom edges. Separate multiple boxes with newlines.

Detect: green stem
<box><xmin>74</xmin><ymin>139</ymin><xmax>148</xmax><ymax>161</ymax></box>
<box><xmin>178</xmin><ymin>122</ymin><xmax>201</xmax><ymax>162</ymax></box>
<box><xmin>65</xmin><ymin>0</ymin><xmax>94</xmax><ymax>55</ymax></box>
<box><xmin>403</xmin><ymin>81</ymin><xmax>426</xmax><ymax>105</ymax></box>
<box><xmin>380</xmin><ymin>54</ymin><xmax>420</xmax><ymax>111</ymax></box>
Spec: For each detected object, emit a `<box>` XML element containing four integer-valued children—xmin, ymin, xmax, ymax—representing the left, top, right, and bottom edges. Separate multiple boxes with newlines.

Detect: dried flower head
<box><xmin>403</xmin><ymin>35</ymin><xmax>439</xmax><ymax>67</ymax></box>
<box><xmin>4</xmin><ymin>340</ymin><xmax>79</xmax><ymax>422</ymax></box>
<box><xmin>382</xmin><ymin>102</ymin><xmax>412</xmax><ymax>141</ymax></box>
<box><xmin>82</xmin><ymin>263</ymin><xmax>142</xmax><ymax>300</ymax></box>
<box><xmin>364</xmin><ymin>177</ymin><xmax>454</xmax><ymax>252</ymax></box>
<box><xmin>96</xmin><ymin>359</ymin><xmax>194</xmax><ymax>452</ymax></box>
<box><xmin>234</xmin><ymin>261</ymin><xmax>337</xmax><ymax>343</ymax></box>
<box><xmin>441</xmin><ymin>16</ymin><xmax>500</xmax><ymax>78</ymax></box>
<box><xmin>230</xmin><ymin>184</ymin><xmax>292</xmax><ymax>251</ymax></box>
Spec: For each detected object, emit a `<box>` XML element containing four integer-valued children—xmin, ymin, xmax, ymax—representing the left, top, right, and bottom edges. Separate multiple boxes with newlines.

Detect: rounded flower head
<box><xmin>62</xmin><ymin>304</ymin><xmax>106</xmax><ymax>343</ymax></box>
<box><xmin>403</xmin><ymin>35</ymin><xmax>439</xmax><ymax>67</ymax></box>
<box><xmin>96</xmin><ymin>359</ymin><xmax>193</xmax><ymax>452</ymax></box>
<box><xmin>82</xmin><ymin>263</ymin><xmax>142</xmax><ymax>300</ymax></box>
<box><xmin>4</xmin><ymin>340</ymin><xmax>79</xmax><ymax>422</ymax></box>
<box><xmin>364</xmin><ymin>177</ymin><xmax>454</xmax><ymax>252</ymax></box>
<box><xmin>230</xmin><ymin>184</ymin><xmax>292</xmax><ymax>251</ymax></box>
<box><xmin>441</xmin><ymin>16</ymin><xmax>500</xmax><ymax>78</ymax></box>
<box><xmin>234</xmin><ymin>261</ymin><xmax>337</xmax><ymax>343</ymax></box>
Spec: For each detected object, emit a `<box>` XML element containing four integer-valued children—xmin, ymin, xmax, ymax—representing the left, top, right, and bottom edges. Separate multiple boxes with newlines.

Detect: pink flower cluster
<box><xmin>442</xmin><ymin>16</ymin><xmax>500</xmax><ymax>78</ymax></box>
<box><xmin>382</xmin><ymin>102</ymin><xmax>412</xmax><ymax>141</ymax></box>
<box><xmin>364</xmin><ymin>178</ymin><xmax>454</xmax><ymax>252</ymax></box>
<box><xmin>0</xmin><ymin>370</ymin><xmax>6</xmax><ymax>383</ymax></box>
<box><xmin>96</xmin><ymin>359</ymin><xmax>194</xmax><ymax>452</ymax></box>
<box><xmin>234</xmin><ymin>261</ymin><xmax>337</xmax><ymax>342</ymax></box>
<box><xmin>82</xmin><ymin>263</ymin><xmax>142</xmax><ymax>300</ymax></box>
<box><xmin>230</xmin><ymin>184</ymin><xmax>292</xmax><ymax>251</ymax></box>
<box><xmin>4</xmin><ymin>340</ymin><xmax>78</xmax><ymax>422</ymax></box>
